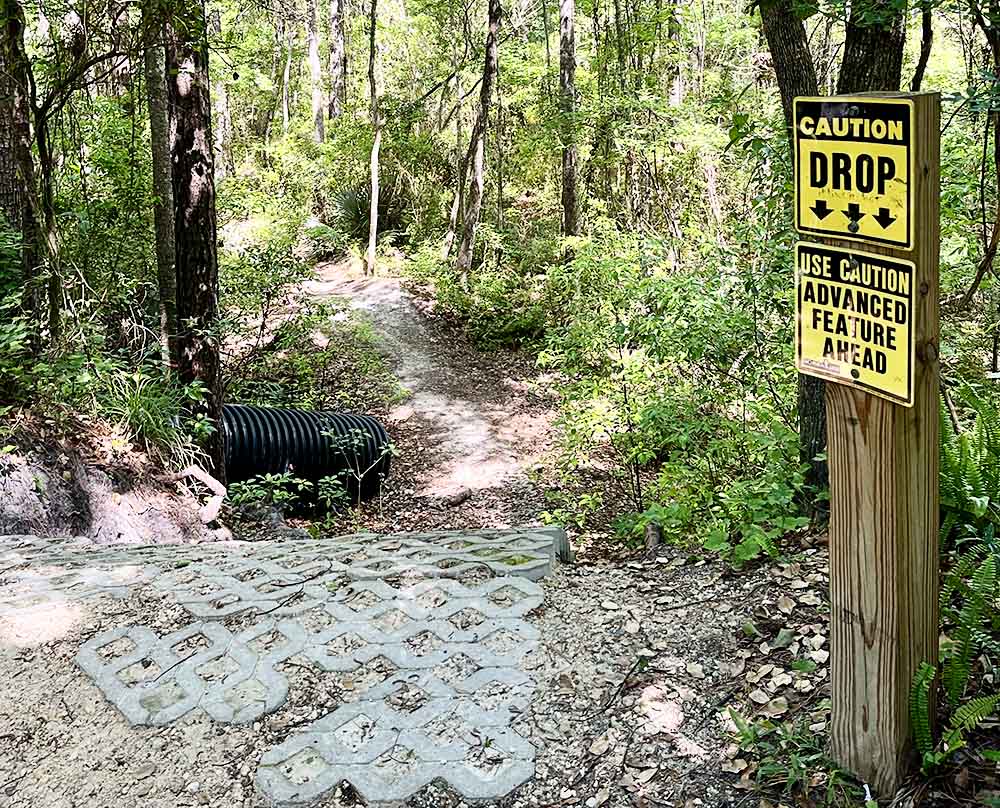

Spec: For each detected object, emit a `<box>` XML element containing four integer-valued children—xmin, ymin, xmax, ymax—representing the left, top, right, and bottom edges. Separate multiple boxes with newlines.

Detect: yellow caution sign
<box><xmin>796</xmin><ymin>241</ymin><xmax>915</xmax><ymax>406</ymax></box>
<box><xmin>794</xmin><ymin>97</ymin><xmax>913</xmax><ymax>249</ymax></box>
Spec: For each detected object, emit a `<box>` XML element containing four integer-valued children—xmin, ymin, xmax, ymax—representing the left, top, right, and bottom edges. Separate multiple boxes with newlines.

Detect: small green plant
<box><xmin>229</xmin><ymin>472</ymin><xmax>313</xmax><ymax>509</ymax></box>
<box><xmin>317</xmin><ymin>474</ymin><xmax>349</xmax><ymax>511</ymax></box>
<box><xmin>321</xmin><ymin>427</ymin><xmax>394</xmax><ymax>502</ymax></box>
<box><xmin>540</xmin><ymin>490</ymin><xmax>604</xmax><ymax>532</ymax></box>
<box><xmin>728</xmin><ymin>709</ymin><xmax>862</xmax><ymax>804</ymax></box>
<box><xmin>940</xmin><ymin>530</ymin><xmax>1000</xmax><ymax>706</ymax></box>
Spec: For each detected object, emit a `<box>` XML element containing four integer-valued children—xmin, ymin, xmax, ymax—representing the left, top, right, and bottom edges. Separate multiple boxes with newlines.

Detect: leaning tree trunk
<box><xmin>758</xmin><ymin>0</ymin><xmax>826</xmax><ymax>516</ymax></box>
<box><xmin>142</xmin><ymin>6</ymin><xmax>177</xmax><ymax>367</ymax></box>
<box><xmin>365</xmin><ymin>0</ymin><xmax>381</xmax><ymax>276</ymax></box>
<box><xmin>166</xmin><ymin>0</ymin><xmax>226</xmax><ymax>482</ymax></box>
<box><xmin>306</xmin><ymin>0</ymin><xmax>325</xmax><ymax>141</ymax></box>
<box><xmin>559</xmin><ymin>0</ymin><xmax>578</xmax><ymax>238</ymax></box>
<box><xmin>328</xmin><ymin>0</ymin><xmax>348</xmax><ymax>119</ymax></box>
<box><xmin>455</xmin><ymin>0</ymin><xmax>501</xmax><ymax>282</ymax></box>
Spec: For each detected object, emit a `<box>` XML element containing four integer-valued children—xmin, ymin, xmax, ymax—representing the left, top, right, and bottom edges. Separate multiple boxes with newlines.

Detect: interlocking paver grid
<box><xmin>0</xmin><ymin>527</ymin><xmax>564</xmax><ymax>805</ymax></box>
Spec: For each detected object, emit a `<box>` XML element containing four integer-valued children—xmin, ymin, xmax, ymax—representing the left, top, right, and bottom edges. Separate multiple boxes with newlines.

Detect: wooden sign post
<box><xmin>793</xmin><ymin>92</ymin><xmax>940</xmax><ymax>794</ymax></box>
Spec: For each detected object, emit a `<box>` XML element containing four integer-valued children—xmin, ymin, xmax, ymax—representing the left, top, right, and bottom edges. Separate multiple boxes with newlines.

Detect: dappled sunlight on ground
<box><xmin>1</xmin><ymin>599</ymin><xmax>85</xmax><ymax>647</ymax></box>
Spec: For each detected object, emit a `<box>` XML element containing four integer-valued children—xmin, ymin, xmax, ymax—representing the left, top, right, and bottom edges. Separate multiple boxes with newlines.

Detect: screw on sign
<box><xmin>790</xmin><ymin>93</ymin><xmax>940</xmax><ymax>797</ymax></box>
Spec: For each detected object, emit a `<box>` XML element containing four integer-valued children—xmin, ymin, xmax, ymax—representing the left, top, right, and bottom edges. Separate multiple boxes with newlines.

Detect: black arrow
<box><xmin>843</xmin><ymin>202</ymin><xmax>865</xmax><ymax>224</ymax></box>
<box><xmin>873</xmin><ymin>207</ymin><xmax>896</xmax><ymax>229</ymax></box>
<box><xmin>811</xmin><ymin>199</ymin><xmax>833</xmax><ymax>220</ymax></box>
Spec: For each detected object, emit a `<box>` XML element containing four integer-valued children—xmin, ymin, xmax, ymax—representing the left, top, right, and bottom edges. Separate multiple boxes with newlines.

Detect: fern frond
<box><xmin>947</xmin><ymin>692</ymin><xmax>1000</xmax><ymax>735</ymax></box>
<box><xmin>910</xmin><ymin>662</ymin><xmax>936</xmax><ymax>757</ymax></box>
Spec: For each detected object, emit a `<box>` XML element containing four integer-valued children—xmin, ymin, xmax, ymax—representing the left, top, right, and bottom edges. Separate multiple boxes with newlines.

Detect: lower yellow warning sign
<box><xmin>796</xmin><ymin>241</ymin><xmax>914</xmax><ymax>406</ymax></box>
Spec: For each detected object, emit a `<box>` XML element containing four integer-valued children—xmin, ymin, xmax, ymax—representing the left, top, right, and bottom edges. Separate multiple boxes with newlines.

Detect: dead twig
<box><xmin>590</xmin><ymin>654</ymin><xmax>653</xmax><ymax>717</ymax></box>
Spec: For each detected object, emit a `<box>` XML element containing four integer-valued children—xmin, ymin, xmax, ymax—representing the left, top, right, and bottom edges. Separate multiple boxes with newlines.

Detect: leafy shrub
<box><xmin>229</xmin><ymin>472</ymin><xmax>314</xmax><ymax>510</ymax></box>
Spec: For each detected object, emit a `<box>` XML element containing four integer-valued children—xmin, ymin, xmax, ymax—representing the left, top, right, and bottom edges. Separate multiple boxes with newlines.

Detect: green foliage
<box><xmin>940</xmin><ymin>533</ymin><xmax>1000</xmax><ymax>706</ymax></box>
<box><xmin>729</xmin><ymin>709</ymin><xmax>862</xmax><ymax>804</ymax></box>
<box><xmin>93</xmin><ymin>361</ymin><xmax>205</xmax><ymax>453</ymax></box>
<box><xmin>320</xmin><ymin>427</ymin><xmax>395</xmax><ymax>496</ymax></box>
<box><xmin>317</xmin><ymin>475</ymin><xmax>350</xmax><ymax>511</ymax></box>
<box><xmin>940</xmin><ymin>388</ymin><xmax>1000</xmax><ymax>546</ymax></box>
<box><xmin>910</xmin><ymin>662</ymin><xmax>936</xmax><ymax>761</ymax></box>
<box><xmin>229</xmin><ymin>472</ymin><xmax>314</xmax><ymax>510</ymax></box>
<box><xmin>911</xmin><ymin>661</ymin><xmax>1000</xmax><ymax>773</ymax></box>
<box><xmin>910</xmin><ymin>530</ymin><xmax>1000</xmax><ymax>773</ymax></box>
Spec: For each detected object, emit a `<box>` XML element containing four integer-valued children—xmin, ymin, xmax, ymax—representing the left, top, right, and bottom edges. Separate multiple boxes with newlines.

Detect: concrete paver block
<box><xmin>0</xmin><ymin>527</ymin><xmax>563</xmax><ymax>805</ymax></box>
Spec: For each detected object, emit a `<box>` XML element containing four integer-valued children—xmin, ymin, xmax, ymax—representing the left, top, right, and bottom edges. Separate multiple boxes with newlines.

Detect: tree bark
<box><xmin>758</xmin><ymin>0</ymin><xmax>826</xmax><ymax>514</ymax></box>
<box><xmin>559</xmin><ymin>0</ymin><xmax>578</xmax><ymax>238</ymax></box>
<box><xmin>166</xmin><ymin>0</ymin><xmax>226</xmax><ymax>482</ymax></box>
<box><xmin>142</xmin><ymin>6</ymin><xmax>177</xmax><ymax>367</ymax></box>
<box><xmin>441</xmin><ymin>14</ymin><xmax>465</xmax><ymax>260</ymax></box>
<box><xmin>282</xmin><ymin>22</ymin><xmax>294</xmax><ymax>133</ymax></box>
<box><xmin>836</xmin><ymin>0</ymin><xmax>905</xmax><ymax>94</ymax></box>
<box><xmin>0</xmin><ymin>0</ymin><xmax>41</xmax><ymax>335</ymax></box>
<box><xmin>306</xmin><ymin>0</ymin><xmax>325</xmax><ymax>141</ymax></box>
<box><xmin>365</xmin><ymin>0</ymin><xmax>380</xmax><ymax>276</ymax></box>
<box><xmin>0</xmin><ymin>4</ymin><xmax>31</xmax><ymax>281</ymax></box>
<box><xmin>256</xmin><ymin>14</ymin><xmax>284</xmax><ymax>142</ymax></box>
<box><xmin>758</xmin><ymin>0</ymin><xmax>817</xmax><ymax>135</ymax></box>
<box><xmin>455</xmin><ymin>0</ymin><xmax>501</xmax><ymax>281</ymax></box>
<box><xmin>0</xmin><ymin>20</ymin><xmax>22</xmax><ymax>236</ymax></box>
<box><xmin>328</xmin><ymin>0</ymin><xmax>348</xmax><ymax>118</ymax></box>
<box><xmin>911</xmin><ymin>4</ymin><xmax>933</xmax><ymax>92</ymax></box>
<box><xmin>209</xmin><ymin>10</ymin><xmax>235</xmax><ymax>179</ymax></box>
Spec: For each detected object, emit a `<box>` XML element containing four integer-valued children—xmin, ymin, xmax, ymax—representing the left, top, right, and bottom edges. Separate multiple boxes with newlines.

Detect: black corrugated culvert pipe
<box><xmin>222</xmin><ymin>404</ymin><xmax>391</xmax><ymax>502</ymax></box>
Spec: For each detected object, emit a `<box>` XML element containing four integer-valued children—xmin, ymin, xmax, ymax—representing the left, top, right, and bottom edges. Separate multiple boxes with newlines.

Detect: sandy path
<box><xmin>302</xmin><ymin>259</ymin><xmax>555</xmax><ymax>529</ymax></box>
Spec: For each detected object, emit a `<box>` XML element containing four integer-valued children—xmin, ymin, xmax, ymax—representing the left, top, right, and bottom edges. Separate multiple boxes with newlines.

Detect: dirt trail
<box><xmin>302</xmin><ymin>258</ymin><xmax>555</xmax><ymax>530</ymax></box>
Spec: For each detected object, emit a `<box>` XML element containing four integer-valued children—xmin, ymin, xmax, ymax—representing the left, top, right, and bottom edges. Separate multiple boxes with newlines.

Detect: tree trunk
<box><xmin>911</xmin><ymin>4</ymin><xmax>933</xmax><ymax>92</ymax></box>
<box><xmin>758</xmin><ymin>0</ymin><xmax>817</xmax><ymax>135</ymax></box>
<box><xmin>365</xmin><ymin>0</ymin><xmax>380</xmax><ymax>276</ymax></box>
<box><xmin>836</xmin><ymin>2</ymin><xmax>905</xmax><ymax>94</ymax></box>
<box><xmin>142</xmin><ymin>6</ymin><xmax>177</xmax><ymax>367</ymax></box>
<box><xmin>441</xmin><ymin>19</ymin><xmax>465</xmax><ymax>260</ymax></box>
<box><xmin>166</xmin><ymin>0</ymin><xmax>226</xmax><ymax>482</ymax></box>
<box><xmin>541</xmin><ymin>0</ymin><xmax>553</xmax><ymax>101</ymax></box>
<box><xmin>0</xmin><ymin>21</ymin><xmax>22</xmax><ymax>236</ymax></box>
<box><xmin>209</xmin><ymin>10</ymin><xmax>235</xmax><ymax>179</ymax></box>
<box><xmin>758</xmin><ymin>0</ymin><xmax>826</xmax><ymax>515</ymax></box>
<box><xmin>306</xmin><ymin>0</ymin><xmax>325</xmax><ymax>141</ymax></box>
<box><xmin>0</xmin><ymin>0</ymin><xmax>41</xmax><ymax>336</ymax></box>
<box><xmin>455</xmin><ymin>0</ymin><xmax>501</xmax><ymax>281</ymax></box>
<box><xmin>36</xmin><ymin>112</ymin><xmax>60</xmax><ymax>343</ymax></box>
<box><xmin>282</xmin><ymin>22</ymin><xmax>294</xmax><ymax>133</ymax></box>
<box><xmin>559</xmin><ymin>0</ymin><xmax>578</xmax><ymax>238</ymax></box>
<box><xmin>328</xmin><ymin>0</ymin><xmax>348</xmax><ymax>118</ymax></box>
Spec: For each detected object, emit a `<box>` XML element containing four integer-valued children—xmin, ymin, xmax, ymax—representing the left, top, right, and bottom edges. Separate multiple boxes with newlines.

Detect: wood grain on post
<box><xmin>825</xmin><ymin>91</ymin><xmax>940</xmax><ymax>794</ymax></box>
